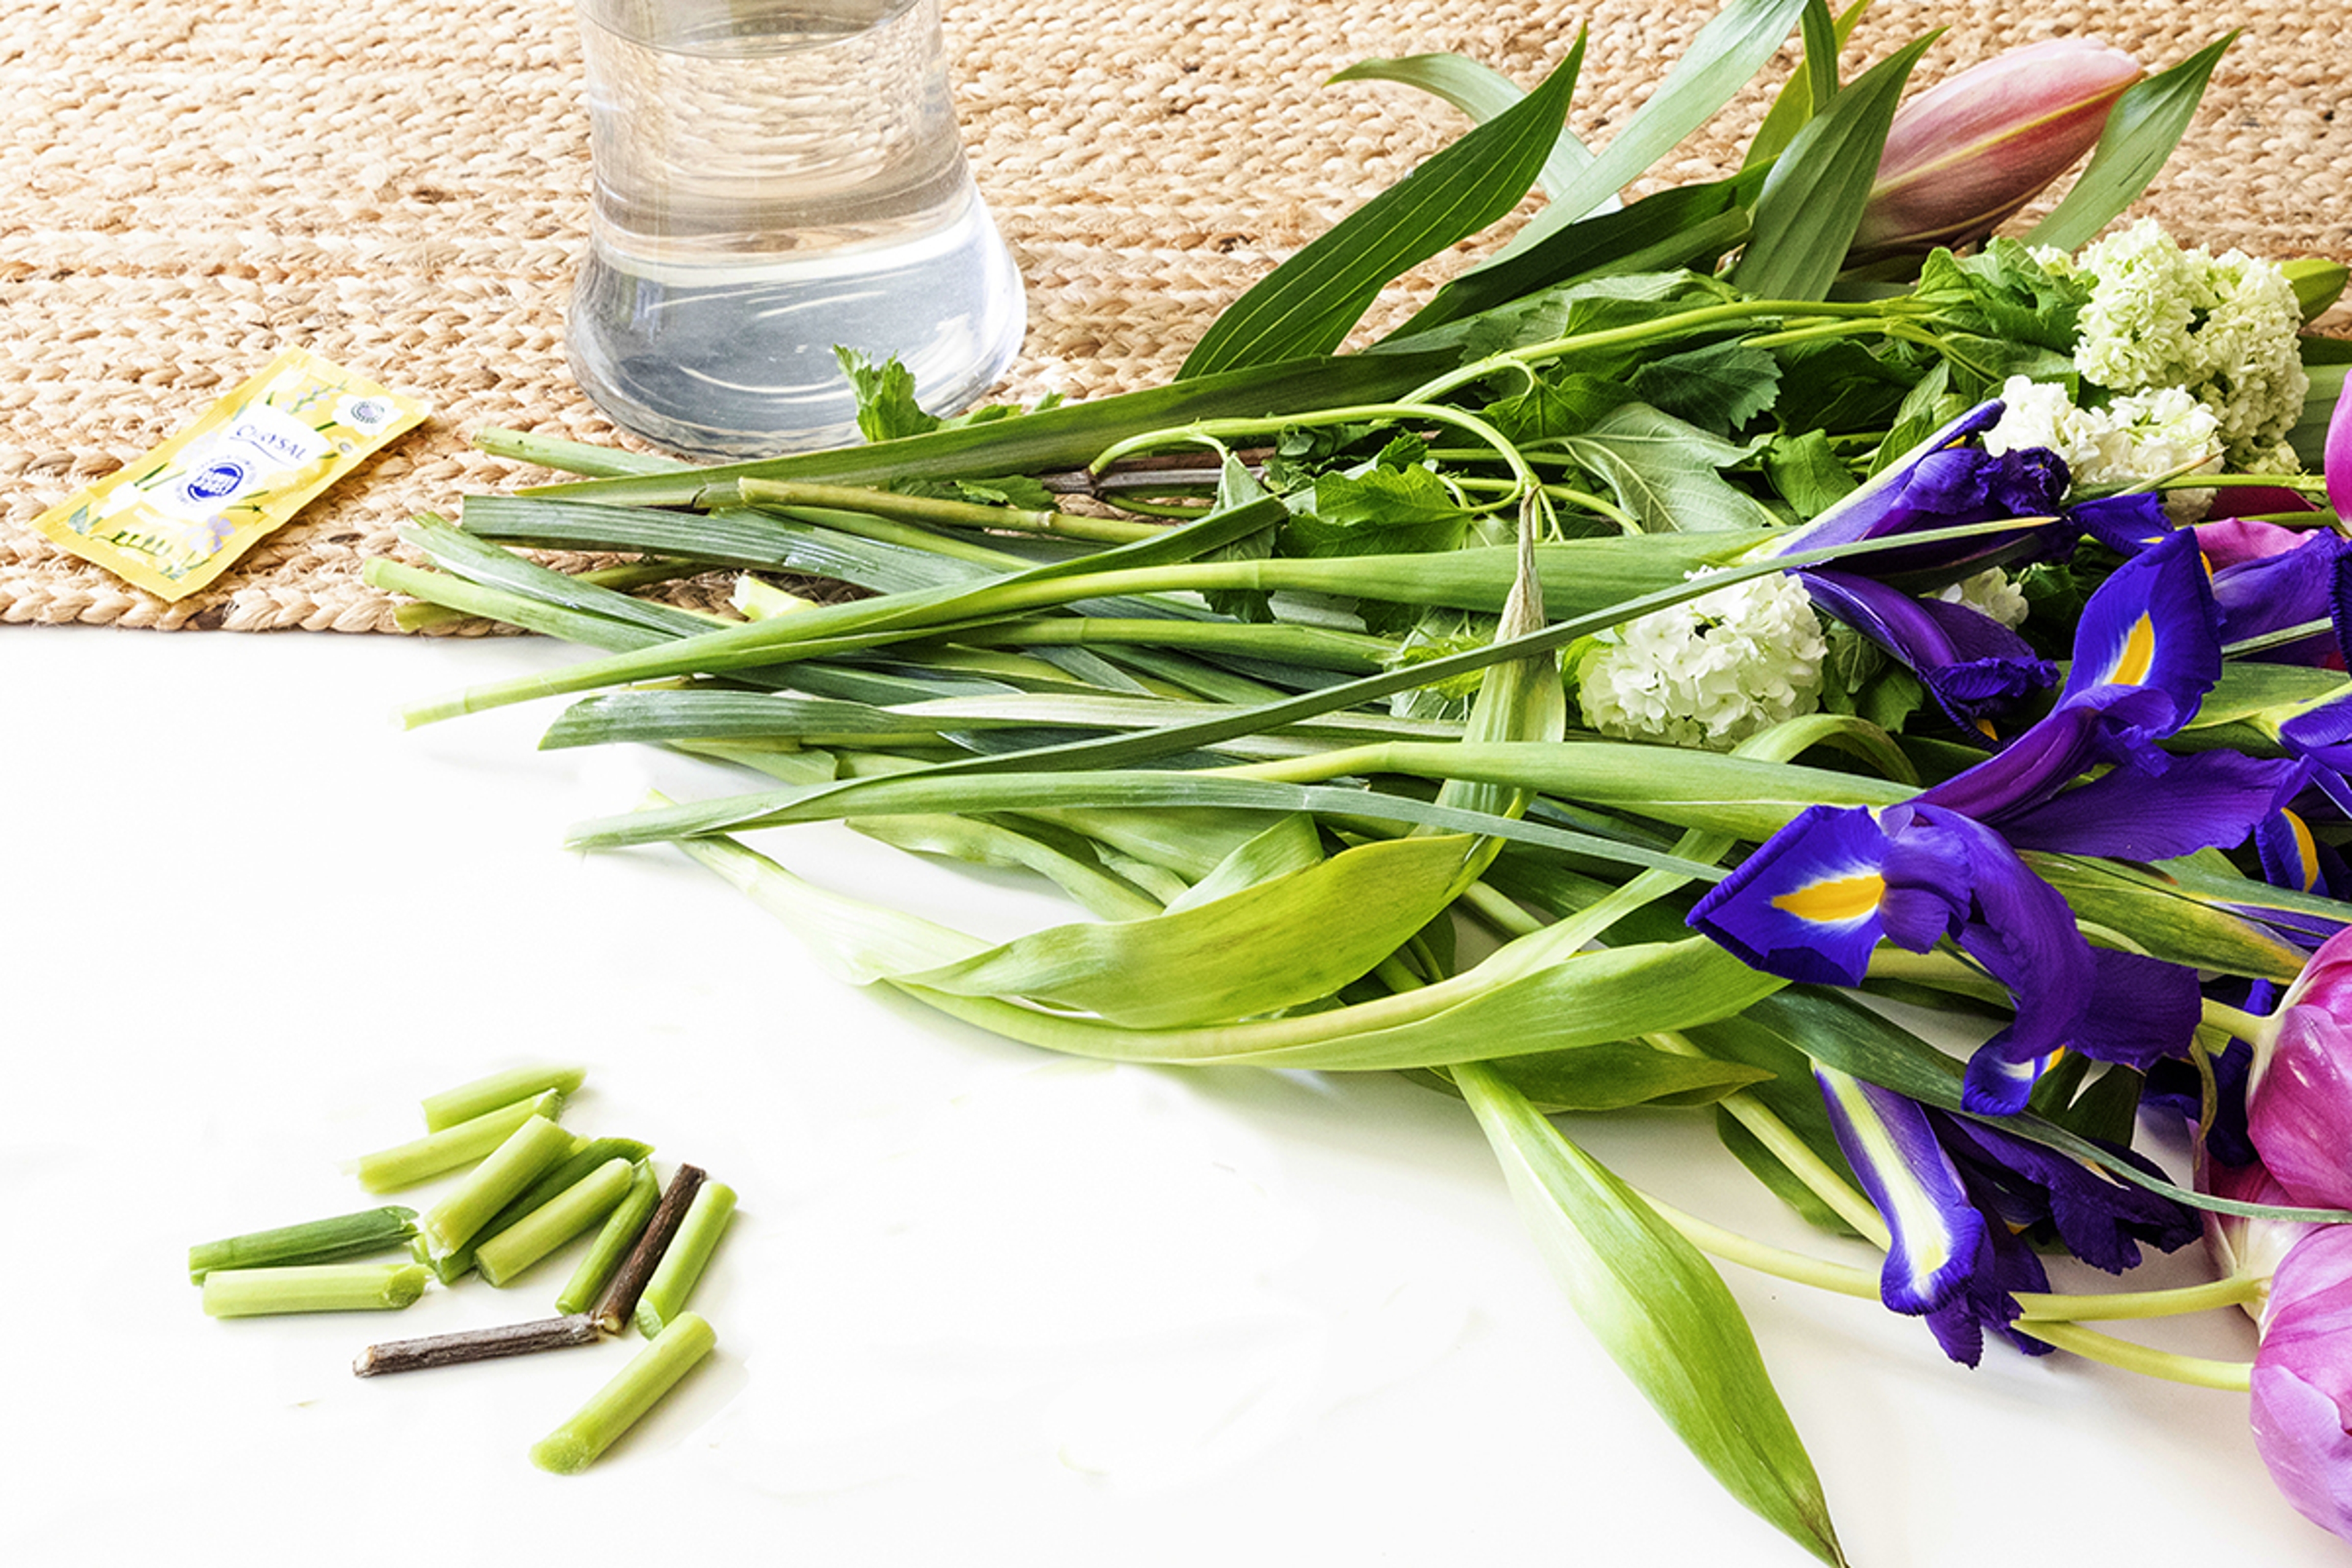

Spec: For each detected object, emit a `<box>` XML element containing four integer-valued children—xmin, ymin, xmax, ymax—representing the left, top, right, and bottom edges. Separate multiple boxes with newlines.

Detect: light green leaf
<box><xmin>848</xmin><ymin>814</ymin><xmax>1166</xmax><ymax>921</ymax></box>
<box><xmin>1165</xmin><ymin>813</ymin><xmax>1327</xmax><ymax>914</ymax></box>
<box><xmin>1455</xmin><ymin>1063</ymin><xmax>1846</xmax><ymax>1566</ymax></box>
<box><xmin>1328</xmin><ymin>51</ymin><xmax>1604</xmax><ymax>206</ymax></box>
<box><xmin>1178</xmin><ymin>40</ymin><xmax>1585</xmax><ymax>379</ymax></box>
<box><xmin>1476</xmin><ymin>1046</ymin><xmax>1777</xmax><ymax>1111</ymax></box>
<box><xmin>1732</xmin><ymin>32</ymin><xmax>1939</xmax><ymax>301</ymax></box>
<box><xmin>2027</xmin><ymin>36</ymin><xmax>2237</xmax><ymax>254</ymax></box>
<box><xmin>899</xmin><ymin>833</ymin><xmax>1479</xmax><ymax>1028</ymax></box>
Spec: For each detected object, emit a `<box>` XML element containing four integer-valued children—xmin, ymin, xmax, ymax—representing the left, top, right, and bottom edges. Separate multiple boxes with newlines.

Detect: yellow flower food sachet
<box><xmin>34</xmin><ymin>347</ymin><xmax>428</xmax><ymax>601</ymax></box>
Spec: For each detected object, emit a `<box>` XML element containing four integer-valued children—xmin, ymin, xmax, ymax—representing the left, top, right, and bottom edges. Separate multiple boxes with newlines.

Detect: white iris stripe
<box><xmin>1816</xmin><ymin>1068</ymin><xmax>1978</xmax><ymax>1311</ymax></box>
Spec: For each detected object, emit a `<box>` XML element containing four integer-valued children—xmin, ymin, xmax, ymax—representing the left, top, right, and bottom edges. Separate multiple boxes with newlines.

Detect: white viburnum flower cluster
<box><xmin>1575</xmin><ymin>571</ymin><xmax>1827</xmax><ymax>750</ymax></box>
<box><xmin>1935</xmin><ymin>568</ymin><xmax>2030</xmax><ymax>630</ymax></box>
<box><xmin>1982</xmin><ymin>374</ymin><xmax>2224</xmax><ymax>521</ymax></box>
<box><xmin>2067</xmin><ymin>219</ymin><xmax>2307</xmax><ymax>470</ymax></box>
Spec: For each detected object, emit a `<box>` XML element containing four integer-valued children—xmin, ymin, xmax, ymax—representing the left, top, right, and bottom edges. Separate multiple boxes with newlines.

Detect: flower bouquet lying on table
<box><xmin>372</xmin><ymin>0</ymin><xmax>2352</xmax><ymax>1556</ymax></box>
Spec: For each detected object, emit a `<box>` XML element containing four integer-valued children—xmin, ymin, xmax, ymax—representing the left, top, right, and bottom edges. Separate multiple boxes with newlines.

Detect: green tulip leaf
<box><xmin>2027</xmin><ymin>34</ymin><xmax>2237</xmax><ymax>255</ymax></box>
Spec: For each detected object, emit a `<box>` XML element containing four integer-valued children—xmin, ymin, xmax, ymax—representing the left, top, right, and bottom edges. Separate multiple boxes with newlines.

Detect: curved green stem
<box><xmin>1090</xmin><ymin>401</ymin><xmax>1539</xmax><ymax>513</ymax></box>
<box><xmin>2021</xmin><ymin>1322</ymin><xmax>2253</xmax><ymax>1391</ymax></box>
<box><xmin>2016</xmin><ymin>1275</ymin><xmax>2263</xmax><ymax>1323</ymax></box>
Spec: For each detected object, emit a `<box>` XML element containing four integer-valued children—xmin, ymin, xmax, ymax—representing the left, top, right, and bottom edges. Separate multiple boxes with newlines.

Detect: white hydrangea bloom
<box><xmin>1983</xmin><ymin>374</ymin><xmax>2225</xmax><ymax>521</ymax></box>
<box><xmin>2070</xmin><ymin>219</ymin><xmax>2308</xmax><ymax>469</ymax></box>
<box><xmin>1936</xmin><ymin>568</ymin><xmax>2030</xmax><ymax>630</ymax></box>
<box><xmin>1576</xmin><ymin>572</ymin><xmax>1826</xmax><ymax>750</ymax></box>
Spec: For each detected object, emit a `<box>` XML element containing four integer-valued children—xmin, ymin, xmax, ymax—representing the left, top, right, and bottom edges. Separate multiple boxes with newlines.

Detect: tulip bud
<box><xmin>2326</xmin><ymin>378</ymin><xmax>2352</xmax><ymax>527</ymax></box>
<box><xmin>2251</xmin><ymin>1225</ymin><xmax>2352</xmax><ymax>1542</ymax></box>
<box><xmin>1851</xmin><ymin>39</ymin><xmax>2144</xmax><ymax>259</ymax></box>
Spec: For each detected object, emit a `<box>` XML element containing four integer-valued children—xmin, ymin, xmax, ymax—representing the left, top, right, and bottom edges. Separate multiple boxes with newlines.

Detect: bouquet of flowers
<box><xmin>375</xmin><ymin>1</ymin><xmax>2352</xmax><ymax>1556</ymax></box>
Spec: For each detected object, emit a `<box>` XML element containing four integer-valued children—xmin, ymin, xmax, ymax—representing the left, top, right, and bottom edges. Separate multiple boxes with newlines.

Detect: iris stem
<box><xmin>2019</xmin><ymin>1322</ymin><xmax>2253</xmax><ymax>1391</ymax></box>
<box><xmin>2015</xmin><ymin>1275</ymin><xmax>2264</xmax><ymax>1322</ymax></box>
<box><xmin>1644</xmin><ymin>1031</ymin><xmax>1891</xmax><ymax>1248</ymax></box>
<box><xmin>530</xmin><ymin>1312</ymin><xmax>718</xmax><ymax>1474</ymax></box>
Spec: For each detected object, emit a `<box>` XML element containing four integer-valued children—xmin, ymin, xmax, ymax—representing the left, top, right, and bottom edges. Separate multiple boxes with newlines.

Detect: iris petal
<box><xmin>2057</xmin><ymin>528</ymin><xmax>2222</xmax><ymax>717</ymax></box>
<box><xmin>1814</xmin><ymin>1068</ymin><xmax>1986</xmax><ymax>1315</ymax></box>
<box><xmin>1800</xmin><ymin>568</ymin><xmax>2058</xmax><ymax>733</ymax></box>
<box><xmin>1992</xmin><ymin>750</ymin><xmax>2308</xmax><ymax>861</ymax></box>
<box><xmin>1687</xmin><ymin>806</ymin><xmax>1897</xmax><ymax>986</ymax></box>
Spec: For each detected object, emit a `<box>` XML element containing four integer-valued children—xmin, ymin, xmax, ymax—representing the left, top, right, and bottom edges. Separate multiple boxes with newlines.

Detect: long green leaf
<box><xmin>1177</xmin><ymin>39</ymin><xmax>1585</xmax><ymax>379</ymax></box>
<box><xmin>2027</xmin><ymin>35</ymin><xmax>2237</xmax><ymax>254</ymax></box>
<box><xmin>1472</xmin><ymin>0</ymin><xmax>1814</xmax><ymax>265</ymax></box>
<box><xmin>1327</xmin><ymin>52</ymin><xmax>1604</xmax><ymax>206</ymax></box>
<box><xmin>899</xmin><ymin>833</ymin><xmax>1478</xmax><ymax>1027</ymax></box>
<box><xmin>1744</xmin><ymin>0</ymin><xmax>1874</xmax><ymax>168</ymax></box>
<box><xmin>1732</xmin><ymin>32</ymin><xmax>1939</xmax><ymax>300</ymax></box>
<box><xmin>1454</xmin><ymin>1063</ymin><xmax>1845</xmax><ymax>1566</ymax></box>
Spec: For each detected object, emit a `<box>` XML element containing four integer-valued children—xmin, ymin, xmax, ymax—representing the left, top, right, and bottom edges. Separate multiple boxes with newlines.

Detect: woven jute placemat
<box><xmin>4</xmin><ymin>0</ymin><xmax>2348</xmax><ymax>632</ymax></box>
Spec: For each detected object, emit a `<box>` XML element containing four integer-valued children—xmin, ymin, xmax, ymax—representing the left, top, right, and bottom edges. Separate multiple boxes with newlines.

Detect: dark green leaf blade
<box><xmin>1177</xmin><ymin>38</ymin><xmax>1586</xmax><ymax>379</ymax></box>
<box><xmin>1456</xmin><ymin>1063</ymin><xmax>1847</xmax><ymax>1566</ymax></box>
<box><xmin>2027</xmin><ymin>35</ymin><xmax>2237</xmax><ymax>254</ymax></box>
<box><xmin>1732</xmin><ymin>32</ymin><xmax>1939</xmax><ymax>301</ymax></box>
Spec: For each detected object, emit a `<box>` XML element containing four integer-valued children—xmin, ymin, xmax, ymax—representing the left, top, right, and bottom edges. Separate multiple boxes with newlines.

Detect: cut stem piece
<box><xmin>354</xmin><ymin>1090</ymin><xmax>565</xmax><ymax>1194</ymax></box>
<box><xmin>417</xmin><ymin>1116</ymin><xmax>576</xmax><ymax>1258</ymax></box>
<box><xmin>592</xmin><ymin>1163</ymin><xmax>705</xmax><ymax>1335</ymax></box>
<box><xmin>432</xmin><ymin>1136</ymin><xmax>654</xmax><ymax>1284</ymax></box>
<box><xmin>476</xmin><ymin>1158</ymin><xmax>637</xmax><ymax>1287</ymax></box>
<box><xmin>353</xmin><ymin>1314</ymin><xmax>601</xmax><ymax>1376</ymax></box>
<box><xmin>189</xmin><ymin>1207</ymin><xmax>418</xmax><ymax>1283</ymax></box>
<box><xmin>557</xmin><ymin>1162</ymin><xmax>661</xmax><ymax>1316</ymax></box>
<box><xmin>421</xmin><ymin>1064</ymin><xmax>589</xmax><ymax>1132</ymax></box>
<box><xmin>633</xmin><ymin>1181</ymin><xmax>737</xmax><ymax>1339</ymax></box>
<box><xmin>530</xmin><ymin>1311</ymin><xmax>717</xmax><ymax>1474</ymax></box>
<box><xmin>202</xmin><ymin>1263</ymin><xmax>430</xmax><ymax>1317</ymax></box>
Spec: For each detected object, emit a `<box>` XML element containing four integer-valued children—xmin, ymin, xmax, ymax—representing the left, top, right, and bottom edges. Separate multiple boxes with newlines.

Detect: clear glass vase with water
<box><xmin>568</xmin><ymin>0</ymin><xmax>1027</xmax><ymax>458</ymax></box>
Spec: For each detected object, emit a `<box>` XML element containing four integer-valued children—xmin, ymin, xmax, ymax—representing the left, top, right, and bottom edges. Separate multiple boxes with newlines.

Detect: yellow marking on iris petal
<box><xmin>1975</xmin><ymin>717</ymin><xmax>1999</xmax><ymax>741</ymax></box>
<box><xmin>2105</xmin><ymin>612</ymin><xmax>2157</xmax><ymax>687</ymax></box>
<box><xmin>1772</xmin><ymin>872</ymin><xmax>1886</xmax><ymax>924</ymax></box>
<box><xmin>2287</xmin><ymin>809</ymin><xmax>2321</xmax><ymax>892</ymax></box>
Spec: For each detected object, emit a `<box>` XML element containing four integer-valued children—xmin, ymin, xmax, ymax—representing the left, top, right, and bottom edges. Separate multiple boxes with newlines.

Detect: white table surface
<box><xmin>3</xmin><ymin>621</ymin><xmax>2342</xmax><ymax>1567</ymax></box>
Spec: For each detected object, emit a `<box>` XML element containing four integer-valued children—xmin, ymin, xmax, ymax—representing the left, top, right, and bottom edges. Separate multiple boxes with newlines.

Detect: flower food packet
<box><xmin>34</xmin><ymin>347</ymin><xmax>429</xmax><ymax>601</ymax></box>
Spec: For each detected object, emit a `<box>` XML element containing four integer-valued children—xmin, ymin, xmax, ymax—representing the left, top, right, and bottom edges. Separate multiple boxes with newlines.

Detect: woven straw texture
<box><xmin>4</xmin><ymin>0</ymin><xmax>2348</xmax><ymax>631</ymax></box>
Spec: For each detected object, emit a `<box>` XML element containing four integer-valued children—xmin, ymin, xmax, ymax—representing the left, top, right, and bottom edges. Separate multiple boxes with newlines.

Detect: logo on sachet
<box><xmin>184</xmin><ymin>461</ymin><xmax>247</xmax><ymax>503</ymax></box>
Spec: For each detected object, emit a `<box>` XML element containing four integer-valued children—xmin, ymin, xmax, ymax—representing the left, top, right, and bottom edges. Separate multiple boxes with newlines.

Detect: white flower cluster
<box><xmin>1934</xmin><ymin>568</ymin><xmax>2030</xmax><ymax>630</ymax></box>
<box><xmin>1982</xmin><ymin>374</ymin><xmax>2223</xmax><ymax>521</ymax></box>
<box><xmin>1575</xmin><ymin>571</ymin><xmax>1827</xmax><ymax>750</ymax></box>
<box><xmin>2062</xmin><ymin>219</ymin><xmax>2307</xmax><ymax>470</ymax></box>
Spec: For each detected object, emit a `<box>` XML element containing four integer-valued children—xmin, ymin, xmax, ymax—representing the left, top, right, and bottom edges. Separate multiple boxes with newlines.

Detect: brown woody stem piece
<box><xmin>591</xmin><ymin>1163</ymin><xmax>706</xmax><ymax>1335</ymax></box>
<box><xmin>353</xmin><ymin>1314</ymin><xmax>601</xmax><ymax>1376</ymax></box>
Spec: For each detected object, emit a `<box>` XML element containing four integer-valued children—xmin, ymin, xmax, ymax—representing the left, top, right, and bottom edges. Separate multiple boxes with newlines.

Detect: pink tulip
<box><xmin>2327</xmin><ymin>378</ymin><xmax>2352</xmax><ymax>526</ymax></box>
<box><xmin>1852</xmin><ymin>39</ymin><xmax>2144</xmax><ymax>258</ymax></box>
<box><xmin>2249</xmin><ymin>929</ymin><xmax>2352</xmax><ymax>1212</ymax></box>
<box><xmin>2254</xmin><ymin>1226</ymin><xmax>2352</xmax><ymax>1540</ymax></box>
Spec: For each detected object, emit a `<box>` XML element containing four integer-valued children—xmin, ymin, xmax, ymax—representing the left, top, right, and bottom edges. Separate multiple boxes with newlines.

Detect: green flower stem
<box><xmin>556</xmin><ymin>1161</ymin><xmax>662</xmax><ymax>1316</ymax></box>
<box><xmin>2016</xmin><ymin>1276</ymin><xmax>2264</xmax><ymax>1322</ymax></box>
<box><xmin>1640</xmin><ymin>1194</ymin><xmax>2263</xmax><ymax>1392</ymax></box>
<box><xmin>473</xmin><ymin>426</ymin><xmax>689</xmax><ymax>478</ymax></box>
<box><xmin>475</xmin><ymin>1157</ymin><xmax>638</xmax><ymax>1287</ymax></box>
<box><xmin>2020</xmin><ymin>1321</ymin><xmax>2254</xmax><ymax>1391</ymax></box>
<box><xmin>633</xmin><ymin>1181</ymin><xmax>739</xmax><ymax>1338</ymax></box>
<box><xmin>2203</xmin><ymin>997</ymin><xmax>2278</xmax><ymax>1050</ymax></box>
<box><xmin>736</xmin><ymin>478</ymin><xmax>1156</xmax><ymax>545</ymax></box>
<box><xmin>188</xmin><ymin>1207</ymin><xmax>418</xmax><ymax>1283</ymax></box>
<box><xmin>1461</xmin><ymin>880</ymin><xmax>1547</xmax><ymax>939</ymax></box>
<box><xmin>943</xmin><ymin>617</ymin><xmax>1393</xmax><ymax>672</ymax></box>
<box><xmin>202</xmin><ymin>1263</ymin><xmax>431</xmax><ymax>1317</ymax></box>
<box><xmin>1404</xmin><ymin>298</ymin><xmax>1889</xmax><ymax>409</ymax></box>
<box><xmin>398</xmin><ymin>563</ymin><xmax>699</xmax><ymax>632</ymax></box>
<box><xmin>418</xmin><ymin>1115</ymin><xmax>576</xmax><ymax>1257</ymax></box>
<box><xmin>353</xmin><ymin>1089</ymin><xmax>565</xmax><ymax>1194</ymax></box>
<box><xmin>1090</xmin><ymin>402</ymin><xmax>1539</xmax><ymax>510</ymax></box>
<box><xmin>421</xmin><ymin>1064</ymin><xmax>588</xmax><ymax>1133</ymax></box>
<box><xmin>1450</xmin><ymin>475</ymin><xmax>1643</xmax><ymax>533</ymax></box>
<box><xmin>1645</xmin><ymin>1031</ymin><xmax>1891</xmax><ymax>1248</ymax></box>
<box><xmin>530</xmin><ymin>1311</ymin><xmax>717</xmax><ymax>1474</ymax></box>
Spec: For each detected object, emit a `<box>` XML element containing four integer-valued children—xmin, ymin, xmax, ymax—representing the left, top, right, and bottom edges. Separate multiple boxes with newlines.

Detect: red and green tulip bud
<box><xmin>1851</xmin><ymin>39</ymin><xmax>2144</xmax><ymax>260</ymax></box>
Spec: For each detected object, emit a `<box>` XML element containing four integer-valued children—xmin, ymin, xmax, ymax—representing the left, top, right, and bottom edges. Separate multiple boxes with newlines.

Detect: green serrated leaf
<box><xmin>2028</xmin><ymin>35</ymin><xmax>2237</xmax><ymax>254</ymax></box>
<box><xmin>1179</xmin><ymin>39</ymin><xmax>1585</xmax><ymax>379</ymax></box>
<box><xmin>1732</xmin><ymin>32</ymin><xmax>1939</xmax><ymax>301</ymax></box>
<box><xmin>1455</xmin><ymin>1063</ymin><xmax>1847</xmax><ymax>1566</ymax></box>
<box><xmin>1763</xmin><ymin>429</ymin><xmax>1860</xmax><ymax>515</ymax></box>
<box><xmin>1556</xmin><ymin>404</ymin><xmax>1780</xmax><ymax>533</ymax></box>
<box><xmin>835</xmin><ymin>349</ymin><xmax>941</xmax><ymax>443</ymax></box>
<box><xmin>1629</xmin><ymin>340</ymin><xmax>1784</xmax><ymax>435</ymax></box>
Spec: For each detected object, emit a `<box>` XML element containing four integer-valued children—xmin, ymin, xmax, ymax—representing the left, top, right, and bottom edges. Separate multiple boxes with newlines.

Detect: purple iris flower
<box><xmin>1693</xmin><ymin>530</ymin><xmax>2302</xmax><ymax>1113</ymax></box>
<box><xmin>2070</xmin><ymin>496</ymin><xmax>2352</xmax><ymax>668</ymax></box>
<box><xmin>1814</xmin><ymin>1066</ymin><xmax>2196</xmax><ymax>1366</ymax></box>
<box><xmin>1776</xmin><ymin>401</ymin><xmax>2074</xmax><ymax>582</ymax></box>
<box><xmin>1799</xmin><ymin>569</ymin><xmax>2058</xmax><ymax>736</ymax></box>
